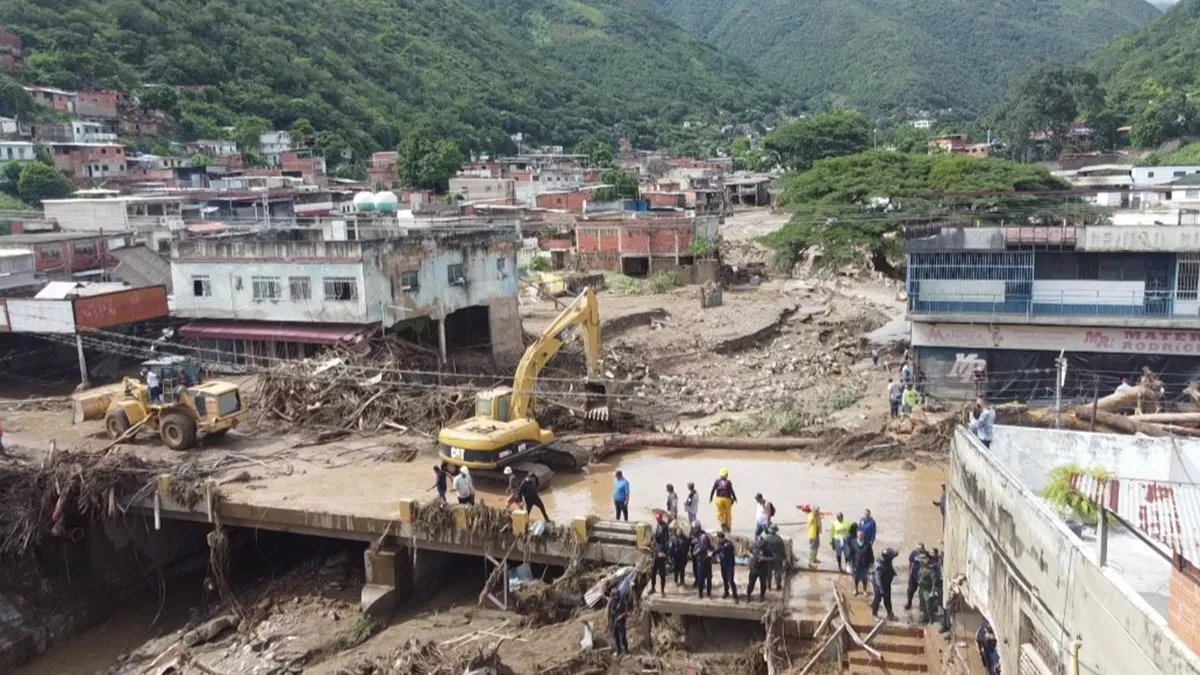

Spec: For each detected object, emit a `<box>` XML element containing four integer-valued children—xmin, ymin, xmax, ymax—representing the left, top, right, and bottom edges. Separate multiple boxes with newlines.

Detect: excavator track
<box><xmin>541</xmin><ymin>440</ymin><xmax>593</xmax><ymax>471</ymax></box>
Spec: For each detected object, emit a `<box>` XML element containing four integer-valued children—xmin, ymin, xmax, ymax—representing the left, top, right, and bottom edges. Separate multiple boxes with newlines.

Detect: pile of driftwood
<box><xmin>997</xmin><ymin>373</ymin><xmax>1200</xmax><ymax>437</ymax></box>
<box><xmin>0</xmin><ymin>449</ymin><xmax>169</xmax><ymax>558</ymax></box>
<box><xmin>253</xmin><ymin>337</ymin><xmax>488</xmax><ymax>435</ymax></box>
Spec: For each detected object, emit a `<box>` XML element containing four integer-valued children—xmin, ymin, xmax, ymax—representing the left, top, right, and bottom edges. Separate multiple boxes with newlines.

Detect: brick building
<box><xmin>47</xmin><ymin>142</ymin><xmax>127</xmax><ymax>180</ymax></box>
<box><xmin>367</xmin><ymin>151</ymin><xmax>397</xmax><ymax>189</ymax></box>
<box><xmin>75</xmin><ymin>90</ymin><xmax>120</xmax><ymax>118</ymax></box>
<box><xmin>0</xmin><ymin>26</ymin><xmax>21</xmax><ymax>70</ymax></box>
<box><xmin>0</xmin><ymin>231</ymin><xmax>130</xmax><ymax>278</ymax></box>
<box><xmin>281</xmin><ymin>149</ymin><xmax>326</xmax><ymax>180</ymax></box>
<box><xmin>24</xmin><ymin>86</ymin><xmax>76</xmax><ymax>113</ymax></box>
<box><xmin>574</xmin><ymin>214</ymin><xmax>719</xmax><ymax>276</ymax></box>
<box><xmin>534</xmin><ymin>187</ymin><xmax>596</xmax><ymax>213</ymax></box>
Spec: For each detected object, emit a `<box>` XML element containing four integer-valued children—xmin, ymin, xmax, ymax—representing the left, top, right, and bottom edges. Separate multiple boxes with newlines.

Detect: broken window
<box><xmin>323</xmin><ymin>277</ymin><xmax>358</xmax><ymax>301</ymax></box>
<box><xmin>39</xmin><ymin>245</ymin><xmax>61</xmax><ymax>260</ymax></box>
<box><xmin>400</xmin><ymin>270</ymin><xmax>419</xmax><ymax>291</ymax></box>
<box><xmin>73</xmin><ymin>241</ymin><xmax>95</xmax><ymax>255</ymax></box>
<box><xmin>447</xmin><ymin>263</ymin><xmax>466</xmax><ymax>285</ymax></box>
<box><xmin>192</xmin><ymin>275</ymin><xmax>212</xmax><ymax>297</ymax></box>
<box><xmin>289</xmin><ymin>276</ymin><xmax>311</xmax><ymax>301</ymax></box>
<box><xmin>251</xmin><ymin>276</ymin><xmax>281</xmax><ymax>301</ymax></box>
<box><xmin>496</xmin><ymin>257</ymin><xmax>506</xmax><ymax>274</ymax></box>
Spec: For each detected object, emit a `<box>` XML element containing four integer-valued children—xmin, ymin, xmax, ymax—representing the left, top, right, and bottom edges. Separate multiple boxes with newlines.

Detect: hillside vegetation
<box><xmin>1092</xmin><ymin>0</ymin><xmax>1200</xmax><ymax>118</ymax></box>
<box><xmin>0</xmin><ymin>0</ymin><xmax>788</xmax><ymax>156</ymax></box>
<box><xmin>653</xmin><ymin>0</ymin><xmax>1160</xmax><ymax>115</ymax></box>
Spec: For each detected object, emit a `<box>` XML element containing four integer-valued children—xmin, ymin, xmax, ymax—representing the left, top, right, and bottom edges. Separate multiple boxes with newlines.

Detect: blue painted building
<box><xmin>906</xmin><ymin>223</ymin><xmax>1200</xmax><ymax>401</ymax></box>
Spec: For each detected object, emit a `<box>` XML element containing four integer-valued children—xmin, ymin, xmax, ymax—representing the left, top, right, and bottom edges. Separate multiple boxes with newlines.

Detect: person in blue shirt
<box><xmin>613</xmin><ymin>470</ymin><xmax>631</xmax><ymax>521</ymax></box>
<box><xmin>859</xmin><ymin>509</ymin><xmax>877</xmax><ymax>545</ymax></box>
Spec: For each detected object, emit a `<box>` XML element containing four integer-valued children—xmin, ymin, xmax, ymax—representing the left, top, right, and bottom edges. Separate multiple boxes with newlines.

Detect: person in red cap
<box><xmin>649</xmin><ymin>512</ymin><xmax>670</xmax><ymax>595</ymax></box>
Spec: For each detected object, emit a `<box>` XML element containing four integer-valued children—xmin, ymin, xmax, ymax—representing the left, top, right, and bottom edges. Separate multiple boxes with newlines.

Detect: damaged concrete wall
<box><xmin>383</xmin><ymin>232</ymin><xmax>520</xmax><ymax>357</ymax></box>
<box><xmin>171</xmin><ymin>258</ymin><xmax>372</xmax><ymax>323</ymax></box>
<box><xmin>947</xmin><ymin>427</ymin><xmax>1200</xmax><ymax>675</ymax></box>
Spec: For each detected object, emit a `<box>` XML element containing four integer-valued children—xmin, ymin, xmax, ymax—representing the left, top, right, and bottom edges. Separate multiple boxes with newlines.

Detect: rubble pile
<box><xmin>0</xmin><ymin>450</ymin><xmax>174</xmax><ymax>559</ymax></box>
<box><xmin>253</xmin><ymin>337</ymin><xmax>497</xmax><ymax>435</ymax></box>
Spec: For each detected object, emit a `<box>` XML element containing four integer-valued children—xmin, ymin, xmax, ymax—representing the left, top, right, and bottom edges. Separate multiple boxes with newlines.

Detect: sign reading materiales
<box><xmin>913</xmin><ymin>322</ymin><xmax>1200</xmax><ymax>355</ymax></box>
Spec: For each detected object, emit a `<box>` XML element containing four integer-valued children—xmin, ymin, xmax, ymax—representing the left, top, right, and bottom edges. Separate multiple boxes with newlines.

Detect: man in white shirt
<box><xmin>145</xmin><ymin>369</ymin><xmax>161</xmax><ymax>403</ymax></box>
<box><xmin>754</xmin><ymin>493</ymin><xmax>773</xmax><ymax>537</ymax></box>
<box><xmin>454</xmin><ymin>466</ymin><xmax>476</xmax><ymax>505</ymax></box>
<box><xmin>1115</xmin><ymin>377</ymin><xmax>1134</xmax><ymax>394</ymax></box>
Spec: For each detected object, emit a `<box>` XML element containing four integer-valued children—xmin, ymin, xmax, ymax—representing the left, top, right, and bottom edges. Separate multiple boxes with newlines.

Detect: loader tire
<box><xmin>160</xmin><ymin>413</ymin><xmax>198</xmax><ymax>451</ymax></box>
<box><xmin>105</xmin><ymin>410</ymin><xmax>131</xmax><ymax>440</ymax></box>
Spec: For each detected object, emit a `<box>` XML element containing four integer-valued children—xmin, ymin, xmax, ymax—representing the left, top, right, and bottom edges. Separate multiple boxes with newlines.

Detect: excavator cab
<box><xmin>475</xmin><ymin>387</ymin><xmax>514</xmax><ymax>422</ymax></box>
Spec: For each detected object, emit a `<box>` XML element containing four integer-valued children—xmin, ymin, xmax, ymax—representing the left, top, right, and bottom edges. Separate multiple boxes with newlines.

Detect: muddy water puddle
<box><xmin>542</xmin><ymin>448</ymin><xmax>946</xmax><ymax>552</ymax></box>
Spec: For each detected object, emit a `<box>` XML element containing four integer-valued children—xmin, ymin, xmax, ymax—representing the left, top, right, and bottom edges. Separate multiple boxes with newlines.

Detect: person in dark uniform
<box><xmin>714</xmin><ymin>532</ymin><xmax>739</xmax><ymax>603</ymax></box>
<box><xmin>431</xmin><ymin>463</ymin><xmax>448</xmax><ymax>501</ymax></box>
<box><xmin>649</xmin><ymin>513</ymin><xmax>670</xmax><ymax>595</ymax></box>
<box><xmin>693</xmin><ymin>526</ymin><xmax>713</xmax><ymax>599</ymax></box>
<box><xmin>518</xmin><ymin>474</ymin><xmax>549</xmax><ymax>521</ymax></box>
<box><xmin>746</xmin><ymin>534</ymin><xmax>774</xmax><ymax>601</ymax></box>
<box><xmin>871</xmin><ymin>547</ymin><xmax>898</xmax><ymax>620</ymax></box>
<box><xmin>905</xmin><ymin>543</ymin><xmax>926</xmax><ymax>610</ymax></box>
<box><xmin>669</xmin><ymin>529</ymin><xmax>689</xmax><ymax>586</ymax></box>
<box><xmin>608</xmin><ymin>587</ymin><xmax>629</xmax><ymax>655</ymax></box>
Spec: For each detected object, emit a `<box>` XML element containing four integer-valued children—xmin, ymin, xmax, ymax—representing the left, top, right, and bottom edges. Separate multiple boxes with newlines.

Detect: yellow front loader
<box><xmin>102</xmin><ymin>377</ymin><xmax>248</xmax><ymax>450</ymax></box>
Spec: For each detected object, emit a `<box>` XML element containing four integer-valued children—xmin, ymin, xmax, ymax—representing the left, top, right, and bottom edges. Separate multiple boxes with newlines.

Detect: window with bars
<box><xmin>192</xmin><ymin>275</ymin><xmax>212</xmax><ymax>297</ymax></box>
<box><xmin>289</xmin><ymin>276</ymin><xmax>311</xmax><ymax>301</ymax></box>
<box><xmin>1179</xmin><ymin>254</ymin><xmax>1200</xmax><ymax>301</ymax></box>
<box><xmin>323</xmin><ymin>277</ymin><xmax>357</xmax><ymax>301</ymax></box>
<box><xmin>252</xmin><ymin>276</ymin><xmax>281</xmax><ymax>301</ymax></box>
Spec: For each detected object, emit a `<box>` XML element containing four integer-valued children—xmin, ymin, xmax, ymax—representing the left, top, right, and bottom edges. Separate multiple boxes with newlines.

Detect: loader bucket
<box><xmin>584</xmin><ymin>379</ymin><xmax>610</xmax><ymax>421</ymax></box>
<box><xmin>71</xmin><ymin>383</ymin><xmax>126</xmax><ymax>424</ymax></box>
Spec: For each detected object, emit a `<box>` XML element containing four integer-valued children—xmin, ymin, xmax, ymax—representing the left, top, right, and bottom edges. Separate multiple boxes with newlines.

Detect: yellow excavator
<box><xmin>437</xmin><ymin>287</ymin><xmax>607</xmax><ymax>484</ymax></box>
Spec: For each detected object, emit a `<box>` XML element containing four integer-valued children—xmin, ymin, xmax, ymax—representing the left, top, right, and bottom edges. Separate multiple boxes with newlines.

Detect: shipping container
<box><xmin>73</xmin><ymin>285</ymin><xmax>168</xmax><ymax>330</ymax></box>
<box><xmin>6</xmin><ymin>298</ymin><xmax>76</xmax><ymax>333</ymax></box>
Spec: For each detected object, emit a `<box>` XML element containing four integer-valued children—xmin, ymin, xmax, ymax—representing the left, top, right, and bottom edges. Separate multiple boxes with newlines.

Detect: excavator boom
<box><xmin>509</xmin><ymin>286</ymin><xmax>605</xmax><ymax>420</ymax></box>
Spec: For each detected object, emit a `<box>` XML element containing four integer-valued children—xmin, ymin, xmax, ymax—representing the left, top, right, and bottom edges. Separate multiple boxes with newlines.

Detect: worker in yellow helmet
<box><xmin>709</xmin><ymin>468</ymin><xmax>738</xmax><ymax>533</ymax></box>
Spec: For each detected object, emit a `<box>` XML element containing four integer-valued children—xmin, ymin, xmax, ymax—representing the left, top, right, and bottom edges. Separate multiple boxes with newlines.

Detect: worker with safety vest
<box><xmin>829</xmin><ymin>512</ymin><xmax>853</xmax><ymax>571</ymax></box>
<box><xmin>709</xmin><ymin>468</ymin><xmax>737</xmax><ymax>533</ymax></box>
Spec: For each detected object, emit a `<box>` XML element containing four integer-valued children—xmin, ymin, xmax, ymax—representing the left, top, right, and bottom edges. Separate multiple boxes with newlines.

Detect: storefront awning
<box><xmin>179</xmin><ymin>320</ymin><xmax>375</xmax><ymax>346</ymax></box>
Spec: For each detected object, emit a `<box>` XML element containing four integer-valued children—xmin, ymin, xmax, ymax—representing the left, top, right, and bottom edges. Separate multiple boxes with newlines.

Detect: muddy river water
<box><xmin>14</xmin><ymin>448</ymin><xmax>945</xmax><ymax>674</ymax></box>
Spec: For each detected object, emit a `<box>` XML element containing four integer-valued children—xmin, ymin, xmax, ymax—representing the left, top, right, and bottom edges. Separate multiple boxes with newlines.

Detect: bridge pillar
<box><xmin>360</xmin><ymin>544</ymin><xmax>411</xmax><ymax>617</ymax></box>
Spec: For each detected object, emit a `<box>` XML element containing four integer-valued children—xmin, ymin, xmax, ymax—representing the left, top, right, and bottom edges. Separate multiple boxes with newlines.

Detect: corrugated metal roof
<box><xmin>1070</xmin><ymin>473</ymin><xmax>1200</xmax><ymax>565</ymax></box>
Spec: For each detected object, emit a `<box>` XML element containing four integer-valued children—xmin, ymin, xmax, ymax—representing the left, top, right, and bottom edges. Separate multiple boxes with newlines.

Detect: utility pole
<box><xmin>1090</xmin><ymin>375</ymin><xmax>1099</xmax><ymax>433</ymax></box>
<box><xmin>1054</xmin><ymin>350</ymin><xmax>1067</xmax><ymax>429</ymax></box>
<box><xmin>75</xmin><ymin>334</ymin><xmax>89</xmax><ymax>388</ymax></box>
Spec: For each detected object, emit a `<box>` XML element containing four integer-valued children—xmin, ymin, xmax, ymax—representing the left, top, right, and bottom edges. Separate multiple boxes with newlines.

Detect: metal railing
<box><xmin>910</xmin><ymin>288</ymin><xmax>1200</xmax><ymax>319</ymax></box>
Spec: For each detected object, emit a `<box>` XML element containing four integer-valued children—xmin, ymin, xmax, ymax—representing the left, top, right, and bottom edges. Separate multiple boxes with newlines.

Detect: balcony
<box><xmin>909</xmin><ymin>284</ymin><xmax>1200</xmax><ymax>328</ymax></box>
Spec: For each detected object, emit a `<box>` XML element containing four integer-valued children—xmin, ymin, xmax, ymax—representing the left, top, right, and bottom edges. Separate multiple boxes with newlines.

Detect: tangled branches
<box><xmin>252</xmin><ymin>337</ymin><xmax>496</xmax><ymax>435</ymax></box>
<box><xmin>411</xmin><ymin>500</ymin><xmax>455</xmax><ymax>538</ymax></box>
<box><xmin>0</xmin><ymin>450</ymin><xmax>166</xmax><ymax>559</ymax></box>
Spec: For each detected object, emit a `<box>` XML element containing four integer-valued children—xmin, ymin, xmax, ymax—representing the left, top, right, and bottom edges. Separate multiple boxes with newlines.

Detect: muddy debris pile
<box><xmin>253</xmin><ymin>336</ymin><xmax>492</xmax><ymax>435</ymax></box>
<box><xmin>337</xmin><ymin>638</ymin><xmax>506</xmax><ymax>675</ymax></box>
<box><xmin>0</xmin><ymin>449</ymin><xmax>179</xmax><ymax>559</ymax></box>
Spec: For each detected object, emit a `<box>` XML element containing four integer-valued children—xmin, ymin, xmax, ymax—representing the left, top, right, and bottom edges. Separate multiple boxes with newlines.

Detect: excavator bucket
<box><xmin>583</xmin><ymin>379</ymin><xmax>610</xmax><ymax>421</ymax></box>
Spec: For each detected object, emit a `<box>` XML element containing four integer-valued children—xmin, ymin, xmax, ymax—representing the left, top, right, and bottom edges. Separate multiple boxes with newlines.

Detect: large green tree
<box><xmin>594</xmin><ymin>169</ymin><xmax>640</xmax><ymax>201</ymax></box>
<box><xmin>763</xmin><ymin>111</ymin><xmax>870</xmax><ymax>170</ymax></box>
<box><xmin>0</xmin><ymin>74</ymin><xmax>37</xmax><ymax>120</ymax></box>
<box><xmin>764</xmin><ymin>151</ymin><xmax>1075</xmax><ymax>270</ymax></box>
<box><xmin>396</xmin><ymin>132</ymin><xmax>464</xmax><ymax>192</ymax></box>
<box><xmin>17</xmin><ymin>163</ymin><xmax>75</xmax><ymax>204</ymax></box>
<box><xmin>994</xmin><ymin>64</ymin><xmax>1105</xmax><ymax>161</ymax></box>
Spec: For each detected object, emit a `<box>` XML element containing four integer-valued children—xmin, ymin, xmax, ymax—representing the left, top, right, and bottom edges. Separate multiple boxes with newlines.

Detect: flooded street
<box><xmin>545</xmin><ymin>448</ymin><xmax>946</xmax><ymax>550</ymax></box>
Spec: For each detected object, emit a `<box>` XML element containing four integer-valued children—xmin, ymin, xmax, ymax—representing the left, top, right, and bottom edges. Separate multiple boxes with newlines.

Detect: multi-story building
<box><xmin>367</xmin><ymin>151</ymin><xmax>398</xmax><ymax>189</ymax></box>
<box><xmin>905</xmin><ymin>221</ymin><xmax>1200</xmax><ymax>400</ymax></box>
<box><xmin>169</xmin><ymin>227</ymin><xmax>522</xmax><ymax>365</ymax></box>
<box><xmin>449</xmin><ymin>177</ymin><xmax>516</xmax><ymax>205</ymax></box>
<box><xmin>573</xmin><ymin>213</ymin><xmax>719</xmax><ymax>278</ymax></box>
<box><xmin>46</xmin><ymin>142</ymin><xmax>127</xmax><ymax>180</ymax></box>
<box><xmin>258</xmin><ymin>130</ymin><xmax>291</xmax><ymax>168</ymax></box>
<box><xmin>70</xmin><ymin>120</ymin><xmax>117</xmax><ymax>144</ymax></box>
<box><xmin>281</xmin><ymin>149</ymin><xmax>326</xmax><ymax>180</ymax></box>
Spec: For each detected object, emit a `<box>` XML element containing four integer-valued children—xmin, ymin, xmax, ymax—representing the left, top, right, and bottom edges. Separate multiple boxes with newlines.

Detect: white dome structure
<box><xmin>374</xmin><ymin>191</ymin><xmax>398</xmax><ymax>212</ymax></box>
<box><xmin>353</xmin><ymin>191</ymin><xmax>376</xmax><ymax>212</ymax></box>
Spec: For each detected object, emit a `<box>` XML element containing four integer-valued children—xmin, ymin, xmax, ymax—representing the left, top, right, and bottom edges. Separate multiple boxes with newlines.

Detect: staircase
<box><xmin>845</xmin><ymin>622</ymin><xmax>930</xmax><ymax>674</ymax></box>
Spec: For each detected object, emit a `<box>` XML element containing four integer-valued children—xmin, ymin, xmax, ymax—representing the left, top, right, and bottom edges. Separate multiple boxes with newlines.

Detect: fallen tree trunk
<box><xmin>1127</xmin><ymin>412</ymin><xmax>1200</xmax><ymax>425</ymax></box>
<box><xmin>1091</xmin><ymin>385</ymin><xmax>1161</xmax><ymax>413</ymax></box>
<box><xmin>596</xmin><ymin>433</ymin><xmax>820</xmax><ymax>459</ymax></box>
<box><xmin>1076</xmin><ymin>408</ymin><xmax>1167</xmax><ymax>437</ymax></box>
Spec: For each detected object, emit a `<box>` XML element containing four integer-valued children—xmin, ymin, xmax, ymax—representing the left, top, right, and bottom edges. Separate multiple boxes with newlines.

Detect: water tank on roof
<box><xmin>374</xmin><ymin>191</ymin><xmax>398</xmax><ymax>212</ymax></box>
<box><xmin>353</xmin><ymin>191</ymin><xmax>376</xmax><ymax>212</ymax></box>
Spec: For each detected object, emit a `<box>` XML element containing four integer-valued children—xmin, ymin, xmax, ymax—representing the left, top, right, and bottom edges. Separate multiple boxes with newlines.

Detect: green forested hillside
<box><xmin>1092</xmin><ymin>0</ymin><xmax>1200</xmax><ymax>111</ymax></box>
<box><xmin>0</xmin><ymin>0</ymin><xmax>788</xmax><ymax>155</ymax></box>
<box><xmin>652</xmin><ymin>0</ymin><xmax>1161</xmax><ymax>115</ymax></box>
